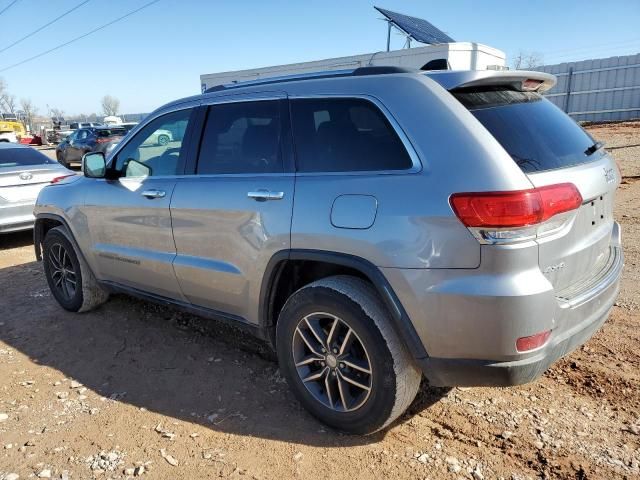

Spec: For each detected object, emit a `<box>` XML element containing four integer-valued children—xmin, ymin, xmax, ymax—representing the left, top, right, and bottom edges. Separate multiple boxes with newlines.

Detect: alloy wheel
<box><xmin>292</xmin><ymin>312</ymin><xmax>373</xmax><ymax>412</ymax></box>
<box><xmin>48</xmin><ymin>243</ymin><xmax>77</xmax><ymax>301</ymax></box>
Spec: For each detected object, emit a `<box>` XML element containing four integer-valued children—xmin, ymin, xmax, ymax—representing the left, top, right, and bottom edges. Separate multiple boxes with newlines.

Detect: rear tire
<box><xmin>43</xmin><ymin>227</ymin><xmax>109</xmax><ymax>312</ymax></box>
<box><xmin>56</xmin><ymin>151</ymin><xmax>68</xmax><ymax>168</ymax></box>
<box><xmin>276</xmin><ymin>275</ymin><xmax>421</xmax><ymax>434</ymax></box>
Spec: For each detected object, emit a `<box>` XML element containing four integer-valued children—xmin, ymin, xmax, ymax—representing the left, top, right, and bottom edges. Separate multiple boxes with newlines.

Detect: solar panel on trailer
<box><xmin>375</xmin><ymin>6</ymin><xmax>454</xmax><ymax>44</ymax></box>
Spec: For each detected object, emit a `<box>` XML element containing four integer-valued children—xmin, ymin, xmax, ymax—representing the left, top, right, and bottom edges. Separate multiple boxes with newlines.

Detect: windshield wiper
<box><xmin>585</xmin><ymin>141</ymin><xmax>604</xmax><ymax>156</ymax></box>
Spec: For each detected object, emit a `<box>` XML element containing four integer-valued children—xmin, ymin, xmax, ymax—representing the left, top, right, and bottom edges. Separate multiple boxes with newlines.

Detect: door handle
<box><xmin>142</xmin><ymin>189</ymin><xmax>166</xmax><ymax>199</ymax></box>
<box><xmin>247</xmin><ymin>190</ymin><xmax>285</xmax><ymax>201</ymax></box>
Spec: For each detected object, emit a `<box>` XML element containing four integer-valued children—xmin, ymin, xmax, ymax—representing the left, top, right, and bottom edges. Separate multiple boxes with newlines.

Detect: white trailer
<box><xmin>200</xmin><ymin>42</ymin><xmax>506</xmax><ymax>92</ymax></box>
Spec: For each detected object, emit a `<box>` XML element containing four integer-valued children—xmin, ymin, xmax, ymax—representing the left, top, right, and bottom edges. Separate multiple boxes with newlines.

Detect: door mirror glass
<box><xmin>125</xmin><ymin>159</ymin><xmax>151</xmax><ymax>178</ymax></box>
<box><xmin>83</xmin><ymin>152</ymin><xmax>106</xmax><ymax>178</ymax></box>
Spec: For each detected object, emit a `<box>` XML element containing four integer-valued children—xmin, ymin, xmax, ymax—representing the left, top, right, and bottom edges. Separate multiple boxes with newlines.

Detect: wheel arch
<box><xmin>259</xmin><ymin>249</ymin><xmax>428</xmax><ymax>360</ymax></box>
<box><xmin>34</xmin><ymin>214</ymin><xmax>84</xmax><ymax>265</ymax></box>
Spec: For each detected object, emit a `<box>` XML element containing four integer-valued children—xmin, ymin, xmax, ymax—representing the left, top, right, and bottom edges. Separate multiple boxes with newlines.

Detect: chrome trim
<box><xmin>141</xmin><ymin>189</ymin><xmax>166</xmax><ymax>199</ymax></box>
<box><xmin>288</xmin><ymin>93</ymin><xmax>423</xmax><ymax>174</ymax></box>
<box><xmin>247</xmin><ymin>190</ymin><xmax>285</xmax><ymax>201</ymax></box>
<box><xmin>556</xmin><ymin>245</ymin><xmax>624</xmax><ymax>309</ymax></box>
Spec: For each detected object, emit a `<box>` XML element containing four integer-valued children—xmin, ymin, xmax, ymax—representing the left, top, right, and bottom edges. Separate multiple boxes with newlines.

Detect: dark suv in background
<box><xmin>56</xmin><ymin>126</ymin><xmax>126</xmax><ymax>168</ymax></box>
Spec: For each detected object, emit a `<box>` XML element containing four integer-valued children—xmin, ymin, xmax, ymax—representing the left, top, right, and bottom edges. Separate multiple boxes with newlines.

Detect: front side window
<box><xmin>197</xmin><ymin>100</ymin><xmax>282</xmax><ymax>175</ymax></box>
<box><xmin>290</xmin><ymin>98</ymin><xmax>413</xmax><ymax>173</ymax></box>
<box><xmin>76</xmin><ymin>129</ymin><xmax>89</xmax><ymax>140</ymax></box>
<box><xmin>115</xmin><ymin>108</ymin><xmax>192</xmax><ymax>177</ymax></box>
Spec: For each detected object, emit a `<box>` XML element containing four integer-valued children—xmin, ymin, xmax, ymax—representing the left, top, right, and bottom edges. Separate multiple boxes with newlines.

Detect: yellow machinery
<box><xmin>0</xmin><ymin>120</ymin><xmax>26</xmax><ymax>139</ymax></box>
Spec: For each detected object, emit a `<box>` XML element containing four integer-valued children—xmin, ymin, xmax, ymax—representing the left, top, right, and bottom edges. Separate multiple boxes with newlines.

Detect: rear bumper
<box><xmin>419</xmin><ymin>301</ymin><xmax>613</xmax><ymax>387</ymax></box>
<box><xmin>0</xmin><ymin>203</ymin><xmax>35</xmax><ymax>233</ymax></box>
<box><xmin>382</xmin><ymin>222</ymin><xmax>624</xmax><ymax>387</ymax></box>
<box><xmin>419</xmin><ymin>243</ymin><xmax>622</xmax><ymax>387</ymax></box>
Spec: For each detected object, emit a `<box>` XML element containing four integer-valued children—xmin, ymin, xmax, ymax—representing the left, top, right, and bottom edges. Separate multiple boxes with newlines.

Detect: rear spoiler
<box><xmin>423</xmin><ymin>70</ymin><xmax>556</xmax><ymax>93</ymax></box>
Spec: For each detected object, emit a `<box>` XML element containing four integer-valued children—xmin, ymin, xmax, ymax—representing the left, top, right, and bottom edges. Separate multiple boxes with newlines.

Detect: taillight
<box><xmin>450</xmin><ymin>183</ymin><xmax>582</xmax><ymax>243</ymax></box>
<box><xmin>516</xmin><ymin>330</ymin><xmax>551</xmax><ymax>352</ymax></box>
<box><xmin>51</xmin><ymin>175</ymin><xmax>74</xmax><ymax>184</ymax></box>
<box><xmin>96</xmin><ymin>137</ymin><xmax>112</xmax><ymax>144</ymax></box>
<box><xmin>450</xmin><ymin>183</ymin><xmax>582</xmax><ymax>228</ymax></box>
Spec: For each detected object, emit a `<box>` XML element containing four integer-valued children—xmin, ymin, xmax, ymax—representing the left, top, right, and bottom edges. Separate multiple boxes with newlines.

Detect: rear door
<box><xmin>67</xmin><ymin>128</ymin><xmax>89</xmax><ymax>162</ymax></box>
<box><xmin>83</xmin><ymin>107</ymin><xmax>196</xmax><ymax>299</ymax></box>
<box><xmin>170</xmin><ymin>95</ymin><xmax>294</xmax><ymax>322</ymax></box>
<box><xmin>454</xmin><ymin>88</ymin><xmax>619</xmax><ymax>292</ymax></box>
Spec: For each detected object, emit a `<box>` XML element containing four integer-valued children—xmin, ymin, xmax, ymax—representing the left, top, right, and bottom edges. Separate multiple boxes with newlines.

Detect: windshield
<box><xmin>0</xmin><ymin>148</ymin><xmax>55</xmax><ymax>167</ymax></box>
<box><xmin>453</xmin><ymin>88</ymin><xmax>596</xmax><ymax>173</ymax></box>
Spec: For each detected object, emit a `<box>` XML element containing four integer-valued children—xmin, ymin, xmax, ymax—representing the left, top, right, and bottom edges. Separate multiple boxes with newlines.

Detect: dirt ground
<box><xmin>1</xmin><ymin>122</ymin><xmax>639</xmax><ymax>480</ymax></box>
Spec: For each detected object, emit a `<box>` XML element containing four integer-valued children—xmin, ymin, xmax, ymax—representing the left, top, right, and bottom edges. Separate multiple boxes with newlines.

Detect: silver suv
<box><xmin>34</xmin><ymin>67</ymin><xmax>623</xmax><ymax>434</ymax></box>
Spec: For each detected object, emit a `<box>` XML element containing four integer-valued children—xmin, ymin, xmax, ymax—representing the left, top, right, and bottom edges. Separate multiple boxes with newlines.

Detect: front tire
<box><xmin>43</xmin><ymin>227</ymin><xmax>109</xmax><ymax>312</ymax></box>
<box><xmin>276</xmin><ymin>275</ymin><xmax>421</xmax><ymax>435</ymax></box>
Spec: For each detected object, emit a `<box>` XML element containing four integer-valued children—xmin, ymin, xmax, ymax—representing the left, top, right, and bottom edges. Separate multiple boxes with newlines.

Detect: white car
<box><xmin>0</xmin><ymin>131</ymin><xmax>18</xmax><ymax>143</ymax></box>
<box><xmin>142</xmin><ymin>128</ymin><xmax>173</xmax><ymax>146</ymax></box>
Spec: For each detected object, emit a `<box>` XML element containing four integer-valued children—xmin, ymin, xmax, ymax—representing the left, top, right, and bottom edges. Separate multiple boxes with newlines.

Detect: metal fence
<box><xmin>535</xmin><ymin>53</ymin><xmax>640</xmax><ymax>122</ymax></box>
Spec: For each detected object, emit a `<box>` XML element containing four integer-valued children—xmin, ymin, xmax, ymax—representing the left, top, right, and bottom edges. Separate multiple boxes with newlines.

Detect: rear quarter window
<box><xmin>290</xmin><ymin>98</ymin><xmax>413</xmax><ymax>173</ymax></box>
<box><xmin>454</xmin><ymin>89</ymin><xmax>596</xmax><ymax>173</ymax></box>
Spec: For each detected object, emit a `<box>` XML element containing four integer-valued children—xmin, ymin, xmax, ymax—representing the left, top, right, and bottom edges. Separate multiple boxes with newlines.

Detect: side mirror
<box><xmin>82</xmin><ymin>152</ymin><xmax>106</xmax><ymax>178</ymax></box>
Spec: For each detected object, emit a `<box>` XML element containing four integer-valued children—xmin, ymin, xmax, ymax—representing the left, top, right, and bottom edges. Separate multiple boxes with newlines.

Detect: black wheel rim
<box><xmin>48</xmin><ymin>243</ymin><xmax>77</xmax><ymax>300</ymax></box>
<box><xmin>292</xmin><ymin>312</ymin><xmax>373</xmax><ymax>413</ymax></box>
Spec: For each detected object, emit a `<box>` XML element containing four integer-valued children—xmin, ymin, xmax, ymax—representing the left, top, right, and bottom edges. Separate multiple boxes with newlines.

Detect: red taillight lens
<box><xmin>51</xmin><ymin>174</ymin><xmax>74</xmax><ymax>184</ymax></box>
<box><xmin>96</xmin><ymin>137</ymin><xmax>112</xmax><ymax>144</ymax></box>
<box><xmin>516</xmin><ymin>330</ymin><xmax>551</xmax><ymax>352</ymax></box>
<box><xmin>450</xmin><ymin>183</ymin><xmax>582</xmax><ymax>228</ymax></box>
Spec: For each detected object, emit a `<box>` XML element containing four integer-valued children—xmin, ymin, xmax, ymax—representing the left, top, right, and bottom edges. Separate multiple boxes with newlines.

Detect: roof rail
<box><xmin>204</xmin><ymin>66</ymin><xmax>415</xmax><ymax>93</ymax></box>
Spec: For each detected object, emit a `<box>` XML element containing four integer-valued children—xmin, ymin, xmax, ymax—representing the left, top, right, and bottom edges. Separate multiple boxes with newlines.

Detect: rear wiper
<box><xmin>585</xmin><ymin>141</ymin><xmax>604</xmax><ymax>156</ymax></box>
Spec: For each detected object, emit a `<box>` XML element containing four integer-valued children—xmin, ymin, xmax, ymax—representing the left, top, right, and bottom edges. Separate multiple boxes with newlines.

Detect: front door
<box><xmin>170</xmin><ymin>97</ymin><xmax>294</xmax><ymax>323</ymax></box>
<box><xmin>83</xmin><ymin>107</ymin><xmax>196</xmax><ymax>300</ymax></box>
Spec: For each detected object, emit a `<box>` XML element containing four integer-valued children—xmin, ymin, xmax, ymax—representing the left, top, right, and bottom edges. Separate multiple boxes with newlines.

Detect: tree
<box><xmin>101</xmin><ymin>95</ymin><xmax>120</xmax><ymax>116</ymax></box>
<box><xmin>20</xmin><ymin>98</ymin><xmax>37</xmax><ymax>127</ymax></box>
<box><xmin>0</xmin><ymin>79</ymin><xmax>16</xmax><ymax>114</ymax></box>
<box><xmin>512</xmin><ymin>50</ymin><xmax>544</xmax><ymax>70</ymax></box>
<box><xmin>1</xmin><ymin>94</ymin><xmax>16</xmax><ymax>114</ymax></box>
<box><xmin>50</xmin><ymin>107</ymin><xmax>65</xmax><ymax>121</ymax></box>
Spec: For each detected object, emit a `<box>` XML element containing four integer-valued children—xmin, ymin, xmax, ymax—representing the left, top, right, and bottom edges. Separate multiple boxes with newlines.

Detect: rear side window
<box><xmin>290</xmin><ymin>98</ymin><xmax>412</xmax><ymax>172</ymax></box>
<box><xmin>454</xmin><ymin>89</ymin><xmax>596</xmax><ymax>173</ymax></box>
<box><xmin>197</xmin><ymin>100</ymin><xmax>282</xmax><ymax>175</ymax></box>
<box><xmin>97</xmin><ymin>129</ymin><xmax>125</xmax><ymax>137</ymax></box>
<box><xmin>0</xmin><ymin>148</ymin><xmax>54</xmax><ymax>167</ymax></box>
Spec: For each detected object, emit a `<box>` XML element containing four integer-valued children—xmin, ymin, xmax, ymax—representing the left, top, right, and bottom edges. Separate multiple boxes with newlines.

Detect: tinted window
<box><xmin>115</xmin><ymin>108</ymin><xmax>192</xmax><ymax>177</ymax></box>
<box><xmin>97</xmin><ymin>128</ymin><xmax>125</xmax><ymax>138</ymax></box>
<box><xmin>76</xmin><ymin>129</ymin><xmax>89</xmax><ymax>140</ymax></box>
<box><xmin>290</xmin><ymin>98</ymin><xmax>412</xmax><ymax>172</ymax></box>
<box><xmin>0</xmin><ymin>147</ymin><xmax>54</xmax><ymax>167</ymax></box>
<box><xmin>197</xmin><ymin>101</ymin><xmax>281</xmax><ymax>175</ymax></box>
<box><xmin>454</xmin><ymin>89</ymin><xmax>596</xmax><ymax>173</ymax></box>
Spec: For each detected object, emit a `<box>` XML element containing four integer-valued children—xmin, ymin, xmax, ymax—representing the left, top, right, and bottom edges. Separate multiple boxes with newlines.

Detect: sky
<box><xmin>0</xmin><ymin>0</ymin><xmax>639</xmax><ymax>117</ymax></box>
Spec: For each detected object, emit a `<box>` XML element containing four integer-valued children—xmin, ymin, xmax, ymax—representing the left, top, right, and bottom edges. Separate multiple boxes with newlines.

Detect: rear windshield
<box><xmin>453</xmin><ymin>88</ymin><xmax>596</xmax><ymax>173</ymax></box>
<box><xmin>97</xmin><ymin>129</ymin><xmax>125</xmax><ymax>137</ymax></box>
<box><xmin>0</xmin><ymin>148</ymin><xmax>55</xmax><ymax>167</ymax></box>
